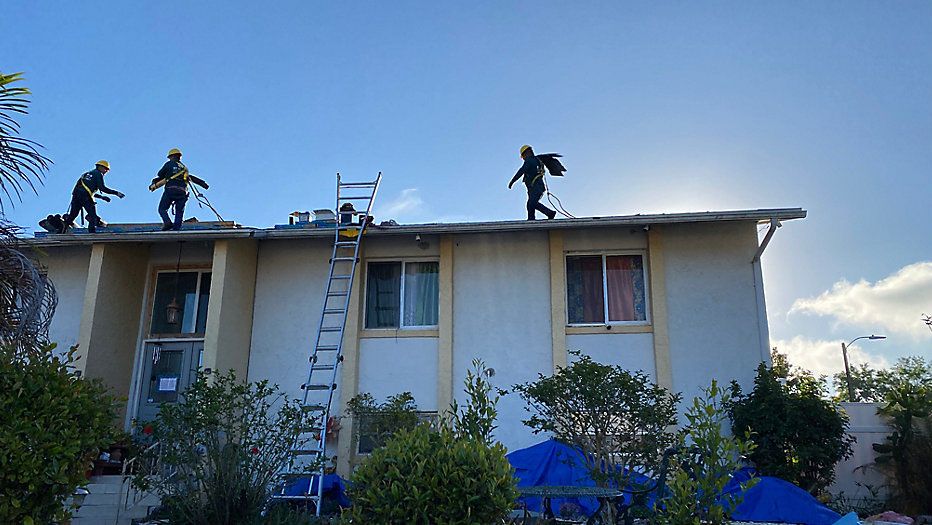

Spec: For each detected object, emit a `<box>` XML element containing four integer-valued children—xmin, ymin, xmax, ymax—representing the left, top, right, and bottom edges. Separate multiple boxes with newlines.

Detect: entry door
<box><xmin>136</xmin><ymin>341</ymin><xmax>203</xmax><ymax>423</ymax></box>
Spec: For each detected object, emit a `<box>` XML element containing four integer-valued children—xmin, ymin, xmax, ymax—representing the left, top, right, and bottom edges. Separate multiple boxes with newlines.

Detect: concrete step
<box><xmin>85</xmin><ymin>482</ymin><xmax>125</xmax><ymax>494</ymax></box>
<box><xmin>88</xmin><ymin>474</ymin><xmax>125</xmax><ymax>485</ymax></box>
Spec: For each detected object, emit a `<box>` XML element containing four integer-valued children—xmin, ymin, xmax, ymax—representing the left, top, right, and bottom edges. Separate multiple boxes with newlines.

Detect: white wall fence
<box><xmin>831</xmin><ymin>402</ymin><xmax>890</xmax><ymax>502</ymax></box>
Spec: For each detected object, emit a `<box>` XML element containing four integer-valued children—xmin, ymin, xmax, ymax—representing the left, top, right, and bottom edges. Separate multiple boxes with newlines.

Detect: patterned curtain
<box><xmin>606</xmin><ymin>255</ymin><xmax>646</xmax><ymax>321</ymax></box>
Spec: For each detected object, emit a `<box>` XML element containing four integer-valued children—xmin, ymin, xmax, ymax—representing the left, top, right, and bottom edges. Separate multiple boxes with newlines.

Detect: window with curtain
<box><xmin>365</xmin><ymin>261</ymin><xmax>439</xmax><ymax>329</ymax></box>
<box><xmin>566</xmin><ymin>254</ymin><xmax>647</xmax><ymax>325</ymax></box>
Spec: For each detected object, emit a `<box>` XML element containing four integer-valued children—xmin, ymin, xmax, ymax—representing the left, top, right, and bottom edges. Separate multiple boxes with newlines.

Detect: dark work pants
<box><xmin>158</xmin><ymin>189</ymin><xmax>188</xmax><ymax>230</ymax></box>
<box><xmin>526</xmin><ymin>185</ymin><xmax>556</xmax><ymax>220</ymax></box>
<box><xmin>63</xmin><ymin>192</ymin><xmax>98</xmax><ymax>232</ymax></box>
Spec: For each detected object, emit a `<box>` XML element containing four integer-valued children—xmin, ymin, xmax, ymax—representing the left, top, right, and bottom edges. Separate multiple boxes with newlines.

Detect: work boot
<box><xmin>546</xmin><ymin>209</ymin><xmax>557</xmax><ymax>220</ymax></box>
<box><xmin>161</xmin><ymin>223</ymin><xmax>173</xmax><ymax>231</ymax></box>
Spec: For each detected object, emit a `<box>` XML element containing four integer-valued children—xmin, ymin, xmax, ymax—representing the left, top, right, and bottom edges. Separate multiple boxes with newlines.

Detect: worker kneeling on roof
<box><xmin>61</xmin><ymin>160</ymin><xmax>125</xmax><ymax>233</ymax></box>
<box><xmin>508</xmin><ymin>145</ymin><xmax>566</xmax><ymax>220</ymax></box>
<box><xmin>151</xmin><ymin>148</ymin><xmax>208</xmax><ymax>231</ymax></box>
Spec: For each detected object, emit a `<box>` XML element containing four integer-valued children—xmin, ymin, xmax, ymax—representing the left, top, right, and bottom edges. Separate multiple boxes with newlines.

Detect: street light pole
<box><xmin>841</xmin><ymin>334</ymin><xmax>886</xmax><ymax>402</ymax></box>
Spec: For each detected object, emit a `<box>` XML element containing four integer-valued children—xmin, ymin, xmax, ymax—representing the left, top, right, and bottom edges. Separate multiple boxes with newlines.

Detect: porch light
<box><xmin>165</xmin><ymin>297</ymin><xmax>182</xmax><ymax>325</ymax></box>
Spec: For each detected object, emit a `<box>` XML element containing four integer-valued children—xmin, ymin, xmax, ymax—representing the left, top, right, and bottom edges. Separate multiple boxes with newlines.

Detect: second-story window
<box><xmin>566</xmin><ymin>254</ymin><xmax>648</xmax><ymax>325</ymax></box>
<box><xmin>365</xmin><ymin>261</ymin><xmax>439</xmax><ymax>329</ymax></box>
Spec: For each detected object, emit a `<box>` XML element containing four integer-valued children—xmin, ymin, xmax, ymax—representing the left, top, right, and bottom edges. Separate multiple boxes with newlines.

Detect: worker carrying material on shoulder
<box><xmin>60</xmin><ymin>160</ymin><xmax>125</xmax><ymax>233</ymax></box>
<box><xmin>150</xmin><ymin>148</ymin><xmax>209</xmax><ymax>231</ymax></box>
<box><xmin>508</xmin><ymin>144</ymin><xmax>567</xmax><ymax>220</ymax></box>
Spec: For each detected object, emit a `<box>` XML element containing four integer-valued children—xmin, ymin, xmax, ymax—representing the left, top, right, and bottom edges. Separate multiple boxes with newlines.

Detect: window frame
<box><xmin>363</xmin><ymin>258</ymin><xmax>440</xmax><ymax>330</ymax></box>
<box><xmin>564</xmin><ymin>251</ymin><xmax>651</xmax><ymax>327</ymax></box>
<box><xmin>148</xmin><ymin>268</ymin><xmax>212</xmax><ymax>337</ymax></box>
<box><xmin>354</xmin><ymin>410</ymin><xmax>440</xmax><ymax>455</ymax></box>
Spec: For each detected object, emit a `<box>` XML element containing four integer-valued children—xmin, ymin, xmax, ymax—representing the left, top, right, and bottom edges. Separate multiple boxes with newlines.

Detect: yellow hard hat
<box><xmin>95</xmin><ymin>160</ymin><xmax>110</xmax><ymax>169</ymax></box>
<box><xmin>519</xmin><ymin>144</ymin><xmax>532</xmax><ymax>157</ymax></box>
<box><xmin>167</xmin><ymin>148</ymin><xmax>182</xmax><ymax>158</ymax></box>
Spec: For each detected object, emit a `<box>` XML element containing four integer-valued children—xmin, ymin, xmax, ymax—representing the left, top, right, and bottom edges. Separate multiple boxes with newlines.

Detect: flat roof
<box><xmin>26</xmin><ymin>207</ymin><xmax>806</xmax><ymax>247</ymax></box>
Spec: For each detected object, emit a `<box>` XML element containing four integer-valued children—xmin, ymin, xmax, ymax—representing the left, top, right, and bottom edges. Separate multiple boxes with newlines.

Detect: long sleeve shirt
<box><xmin>73</xmin><ymin>168</ymin><xmax>120</xmax><ymax>196</ymax></box>
<box><xmin>509</xmin><ymin>156</ymin><xmax>546</xmax><ymax>191</ymax></box>
<box><xmin>154</xmin><ymin>160</ymin><xmax>189</xmax><ymax>191</ymax></box>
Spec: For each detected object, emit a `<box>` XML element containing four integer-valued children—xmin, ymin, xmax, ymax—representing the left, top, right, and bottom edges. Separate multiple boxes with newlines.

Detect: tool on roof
<box><xmin>272</xmin><ymin>172</ymin><xmax>382</xmax><ymax>515</ymax></box>
<box><xmin>508</xmin><ymin>144</ymin><xmax>575</xmax><ymax>220</ymax></box>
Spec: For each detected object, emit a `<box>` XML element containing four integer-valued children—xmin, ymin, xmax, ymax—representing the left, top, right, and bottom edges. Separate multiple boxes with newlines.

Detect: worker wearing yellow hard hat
<box><xmin>508</xmin><ymin>144</ymin><xmax>557</xmax><ymax>220</ymax></box>
<box><xmin>150</xmin><ymin>148</ymin><xmax>209</xmax><ymax>231</ymax></box>
<box><xmin>60</xmin><ymin>159</ymin><xmax>125</xmax><ymax>233</ymax></box>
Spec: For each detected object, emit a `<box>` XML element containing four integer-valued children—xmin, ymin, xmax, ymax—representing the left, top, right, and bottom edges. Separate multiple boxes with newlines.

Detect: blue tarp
<box><xmin>507</xmin><ymin>438</ymin><xmax>657</xmax><ymax>517</ymax></box>
<box><xmin>507</xmin><ymin>439</ymin><xmax>841</xmax><ymax>525</ymax></box>
<box><xmin>725</xmin><ymin>468</ymin><xmax>841</xmax><ymax>525</ymax></box>
<box><xmin>283</xmin><ymin>474</ymin><xmax>351</xmax><ymax>508</ymax></box>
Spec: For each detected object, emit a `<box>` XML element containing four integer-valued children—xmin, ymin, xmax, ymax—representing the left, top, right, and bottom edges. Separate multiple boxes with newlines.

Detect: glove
<box><xmin>115</xmin><ymin>191</ymin><xmax>125</xmax><ymax>199</ymax></box>
<box><xmin>508</xmin><ymin>182</ymin><xmax>514</xmax><ymax>189</ymax></box>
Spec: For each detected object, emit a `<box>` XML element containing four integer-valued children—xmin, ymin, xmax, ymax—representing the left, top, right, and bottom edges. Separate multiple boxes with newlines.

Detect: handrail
<box><xmin>117</xmin><ymin>440</ymin><xmax>162</xmax><ymax>516</ymax></box>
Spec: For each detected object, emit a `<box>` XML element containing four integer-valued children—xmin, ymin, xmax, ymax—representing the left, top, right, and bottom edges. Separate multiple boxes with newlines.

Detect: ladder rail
<box><xmin>281</xmin><ymin>172</ymin><xmax>381</xmax><ymax>515</ymax></box>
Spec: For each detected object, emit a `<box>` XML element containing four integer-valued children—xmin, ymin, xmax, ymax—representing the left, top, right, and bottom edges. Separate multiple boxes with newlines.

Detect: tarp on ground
<box><xmin>506</xmin><ymin>438</ymin><xmax>657</xmax><ymax>517</ymax></box>
<box><xmin>508</xmin><ymin>439</ymin><xmax>841</xmax><ymax>525</ymax></box>
<box><xmin>724</xmin><ymin>468</ymin><xmax>841</xmax><ymax>525</ymax></box>
<box><xmin>282</xmin><ymin>474</ymin><xmax>351</xmax><ymax>508</ymax></box>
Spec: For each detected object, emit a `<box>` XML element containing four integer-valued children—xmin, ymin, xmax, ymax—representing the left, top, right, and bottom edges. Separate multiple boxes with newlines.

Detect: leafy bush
<box><xmin>0</xmin><ymin>343</ymin><xmax>117</xmax><ymax>524</ymax></box>
<box><xmin>347</xmin><ymin>359</ymin><xmax>517</xmax><ymax>524</ymax></box>
<box><xmin>345</xmin><ymin>391</ymin><xmax>419</xmax><ymax>453</ymax></box>
<box><xmin>512</xmin><ymin>351</ymin><xmax>680</xmax><ymax>487</ymax></box>
<box><xmin>656</xmin><ymin>380</ymin><xmax>758</xmax><ymax>525</ymax></box>
<box><xmin>729</xmin><ymin>359</ymin><xmax>853</xmax><ymax>494</ymax></box>
<box><xmin>133</xmin><ymin>370</ymin><xmax>315</xmax><ymax>525</ymax></box>
<box><xmin>871</xmin><ymin>379</ymin><xmax>932</xmax><ymax>514</ymax></box>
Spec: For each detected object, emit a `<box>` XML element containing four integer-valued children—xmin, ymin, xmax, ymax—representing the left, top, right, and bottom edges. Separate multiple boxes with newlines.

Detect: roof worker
<box><xmin>150</xmin><ymin>148</ymin><xmax>208</xmax><ymax>231</ymax></box>
<box><xmin>61</xmin><ymin>160</ymin><xmax>125</xmax><ymax>233</ymax></box>
<box><xmin>508</xmin><ymin>145</ymin><xmax>556</xmax><ymax>220</ymax></box>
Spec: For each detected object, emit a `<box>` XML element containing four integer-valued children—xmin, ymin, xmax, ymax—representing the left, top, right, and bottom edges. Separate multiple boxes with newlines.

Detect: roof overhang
<box><xmin>24</xmin><ymin>208</ymin><xmax>806</xmax><ymax>247</ymax></box>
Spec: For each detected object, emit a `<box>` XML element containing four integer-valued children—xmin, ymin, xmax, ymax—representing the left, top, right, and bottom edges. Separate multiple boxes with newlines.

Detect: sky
<box><xmin>4</xmin><ymin>1</ymin><xmax>931</xmax><ymax>377</ymax></box>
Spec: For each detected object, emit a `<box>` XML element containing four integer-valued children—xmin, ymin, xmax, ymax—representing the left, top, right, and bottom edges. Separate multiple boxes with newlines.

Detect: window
<box><xmin>566</xmin><ymin>254</ymin><xmax>647</xmax><ymax>325</ymax></box>
<box><xmin>365</xmin><ymin>261</ymin><xmax>439</xmax><ymax>329</ymax></box>
<box><xmin>356</xmin><ymin>411</ymin><xmax>440</xmax><ymax>454</ymax></box>
<box><xmin>150</xmin><ymin>271</ymin><xmax>211</xmax><ymax>335</ymax></box>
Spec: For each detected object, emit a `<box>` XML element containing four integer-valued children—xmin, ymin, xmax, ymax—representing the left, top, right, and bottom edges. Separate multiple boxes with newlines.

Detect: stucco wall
<box><xmin>831</xmin><ymin>402</ymin><xmax>890</xmax><ymax>500</ymax></box>
<box><xmin>247</xmin><ymin>239</ymin><xmax>332</xmax><ymax>397</ymax></box>
<box><xmin>567</xmin><ymin>333</ymin><xmax>655</xmax><ymax>377</ymax></box>
<box><xmin>358</xmin><ymin>337</ymin><xmax>439</xmax><ymax>410</ymax></box>
<box><xmin>663</xmin><ymin>221</ymin><xmax>765</xmax><ymax>403</ymax></box>
<box><xmin>42</xmin><ymin>246</ymin><xmax>91</xmax><ymax>350</ymax></box>
<box><xmin>451</xmin><ymin>231</ymin><xmax>552</xmax><ymax>450</ymax></box>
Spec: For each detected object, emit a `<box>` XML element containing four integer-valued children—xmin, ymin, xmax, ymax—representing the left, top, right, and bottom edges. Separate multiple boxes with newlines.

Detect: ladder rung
<box><xmin>311</xmin><ymin>364</ymin><xmax>335</xmax><ymax>371</ymax></box>
<box><xmin>334</xmin><ymin>241</ymin><xmax>357</xmax><ymax>247</ymax></box>
<box><xmin>326</xmin><ymin>291</ymin><xmax>348</xmax><ymax>297</ymax></box>
<box><xmin>315</xmin><ymin>345</ymin><xmax>339</xmax><ymax>352</ymax></box>
<box><xmin>322</xmin><ymin>308</ymin><xmax>345</xmax><ymax>314</ymax></box>
<box><xmin>272</xmin><ymin>494</ymin><xmax>321</xmax><ymax>501</ymax></box>
<box><xmin>339</xmin><ymin>195</ymin><xmax>372</xmax><ymax>200</ymax></box>
<box><xmin>302</xmin><ymin>383</ymin><xmax>335</xmax><ymax>391</ymax></box>
<box><xmin>339</xmin><ymin>182</ymin><xmax>377</xmax><ymax>188</ymax></box>
<box><xmin>331</xmin><ymin>256</ymin><xmax>356</xmax><ymax>262</ymax></box>
<box><xmin>319</xmin><ymin>327</ymin><xmax>343</xmax><ymax>332</ymax></box>
<box><xmin>281</xmin><ymin>472</ymin><xmax>324</xmax><ymax>480</ymax></box>
<box><xmin>290</xmin><ymin>448</ymin><xmax>322</xmax><ymax>455</ymax></box>
<box><xmin>331</xmin><ymin>275</ymin><xmax>352</xmax><ymax>280</ymax></box>
<box><xmin>301</xmin><ymin>404</ymin><xmax>326</xmax><ymax>412</ymax></box>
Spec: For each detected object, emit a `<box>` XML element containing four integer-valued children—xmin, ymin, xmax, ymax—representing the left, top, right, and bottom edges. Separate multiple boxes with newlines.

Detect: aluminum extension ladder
<box><xmin>276</xmin><ymin>172</ymin><xmax>382</xmax><ymax>514</ymax></box>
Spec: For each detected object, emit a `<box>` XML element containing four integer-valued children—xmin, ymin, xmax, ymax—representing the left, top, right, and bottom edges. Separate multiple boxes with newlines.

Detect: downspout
<box><xmin>751</xmin><ymin>218</ymin><xmax>781</xmax><ymax>364</ymax></box>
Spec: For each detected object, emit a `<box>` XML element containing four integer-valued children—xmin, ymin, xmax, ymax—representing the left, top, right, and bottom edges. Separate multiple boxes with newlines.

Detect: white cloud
<box><xmin>772</xmin><ymin>336</ymin><xmax>890</xmax><ymax>377</ymax></box>
<box><xmin>381</xmin><ymin>188</ymin><xmax>424</xmax><ymax>219</ymax></box>
<box><xmin>790</xmin><ymin>261</ymin><xmax>932</xmax><ymax>340</ymax></box>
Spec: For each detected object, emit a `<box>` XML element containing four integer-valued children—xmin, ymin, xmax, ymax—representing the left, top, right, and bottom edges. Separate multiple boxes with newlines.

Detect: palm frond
<box><xmin>0</xmin><ymin>71</ymin><xmax>53</xmax><ymax>212</ymax></box>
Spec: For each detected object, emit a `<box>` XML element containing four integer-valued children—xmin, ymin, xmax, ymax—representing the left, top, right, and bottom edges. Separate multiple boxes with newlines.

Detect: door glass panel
<box><xmin>150</xmin><ymin>272</ymin><xmax>211</xmax><ymax>335</ymax></box>
<box><xmin>195</xmin><ymin>273</ymin><xmax>211</xmax><ymax>333</ymax></box>
<box><xmin>146</xmin><ymin>349</ymin><xmax>185</xmax><ymax>404</ymax></box>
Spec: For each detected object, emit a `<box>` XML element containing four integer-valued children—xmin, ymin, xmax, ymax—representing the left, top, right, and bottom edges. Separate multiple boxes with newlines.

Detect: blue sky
<box><xmin>5</xmin><ymin>1</ymin><xmax>931</xmax><ymax>375</ymax></box>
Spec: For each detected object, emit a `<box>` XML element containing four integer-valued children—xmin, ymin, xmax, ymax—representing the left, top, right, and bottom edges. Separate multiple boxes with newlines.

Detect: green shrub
<box><xmin>133</xmin><ymin>370</ymin><xmax>315</xmax><ymax>525</ymax></box>
<box><xmin>345</xmin><ymin>391</ymin><xmax>420</xmax><ymax>453</ymax></box>
<box><xmin>729</xmin><ymin>358</ymin><xmax>853</xmax><ymax>495</ymax></box>
<box><xmin>657</xmin><ymin>380</ymin><xmax>758</xmax><ymax>525</ymax></box>
<box><xmin>0</xmin><ymin>343</ymin><xmax>117</xmax><ymax>524</ymax></box>
<box><xmin>346</xmin><ymin>425</ymin><xmax>516</xmax><ymax>524</ymax></box>
<box><xmin>347</xmin><ymin>359</ymin><xmax>517</xmax><ymax>524</ymax></box>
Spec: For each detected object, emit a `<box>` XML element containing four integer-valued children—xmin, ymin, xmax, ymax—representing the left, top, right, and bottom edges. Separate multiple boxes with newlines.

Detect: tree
<box><xmin>832</xmin><ymin>356</ymin><xmax>932</xmax><ymax>403</ymax></box>
<box><xmin>729</xmin><ymin>359</ymin><xmax>854</xmax><ymax>495</ymax></box>
<box><xmin>656</xmin><ymin>381</ymin><xmax>758</xmax><ymax>525</ymax></box>
<box><xmin>0</xmin><ymin>72</ymin><xmax>52</xmax><ymax>211</ymax></box>
<box><xmin>512</xmin><ymin>351</ymin><xmax>681</xmax><ymax>488</ymax></box>
<box><xmin>0</xmin><ymin>343</ymin><xmax>117</xmax><ymax>524</ymax></box>
<box><xmin>133</xmin><ymin>371</ymin><xmax>316</xmax><ymax>525</ymax></box>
